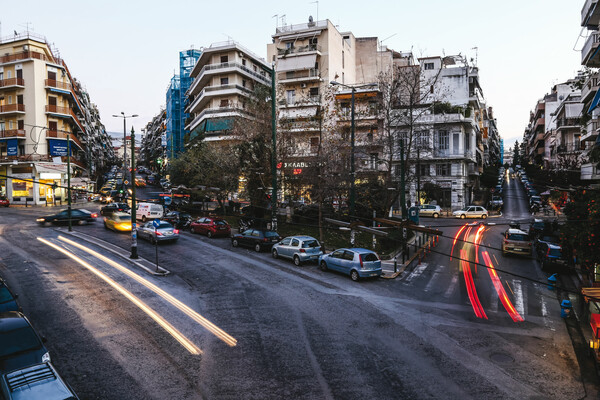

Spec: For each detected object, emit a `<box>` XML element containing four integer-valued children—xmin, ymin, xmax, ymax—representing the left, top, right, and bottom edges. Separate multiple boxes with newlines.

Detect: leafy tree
<box><xmin>512</xmin><ymin>141</ymin><xmax>520</xmax><ymax>167</ymax></box>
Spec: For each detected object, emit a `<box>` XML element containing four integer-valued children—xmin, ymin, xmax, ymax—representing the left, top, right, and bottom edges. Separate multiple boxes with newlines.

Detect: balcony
<box><xmin>582</xmin><ymin>0</ymin><xmax>600</xmax><ymax>28</ymax></box>
<box><xmin>45</xmin><ymin>105</ymin><xmax>85</xmax><ymax>133</ymax></box>
<box><xmin>557</xmin><ymin>143</ymin><xmax>582</xmax><ymax>154</ymax></box>
<box><xmin>0</xmin><ymin>78</ymin><xmax>25</xmax><ymax>90</ymax></box>
<box><xmin>556</xmin><ymin>118</ymin><xmax>581</xmax><ymax>130</ymax></box>
<box><xmin>582</xmin><ymin>31</ymin><xmax>600</xmax><ymax>67</ymax></box>
<box><xmin>278</xmin><ymin>68</ymin><xmax>320</xmax><ymax>84</ymax></box>
<box><xmin>46</xmin><ymin>130</ymin><xmax>84</xmax><ymax>150</ymax></box>
<box><xmin>188</xmin><ymin>62</ymin><xmax>270</xmax><ymax>95</ymax></box>
<box><xmin>187</xmin><ymin>84</ymin><xmax>252</xmax><ymax>114</ymax></box>
<box><xmin>582</xmin><ymin>119</ymin><xmax>599</xmax><ymax>141</ymax></box>
<box><xmin>432</xmin><ymin>149</ymin><xmax>474</xmax><ymax>160</ymax></box>
<box><xmin>277</xmin><ymin>44</ymin><xmax>322</xmax><ymax>57</ymax></box>
<box><xmin>45</xmin><ymin>79</ymin><xmax>72</xmax><ymax>92</ymax></box>
<box><xmin>0</xmin><ymin>104</ymin><xmax>25</xmax><ymax>115</ymax></box>
<box><xmin>0</xmin><ymin>129</ymin><xmax>25</xmax><ymax>138</ymax></box>
<box><xmin>581</xmin><ymin>162</ymin><xmax>600</xmax><ymax>180</ymax></box>
<box><xmin>186</xmin><ymin>105</ymin><xmax>247</xmax><ymax>132</ymax></box>
<box><xmin>0</xmin><ymin>50</ymin><xmax>55</xmax><ymax>65</ymax></box>
<box><xmin>582</xmin><ymin>73</ymin><xmax>600</xmax><ymax>102</ymax></box>
<box><xmin>279</xmin><ymin>118</ymin><xmax>320</xmax><ymax>132</ymax></box>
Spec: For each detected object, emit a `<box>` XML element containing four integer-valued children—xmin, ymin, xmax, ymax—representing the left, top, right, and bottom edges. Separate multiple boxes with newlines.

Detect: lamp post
<box><xmin>112</xmin><ymin>112</ymin><xmax>138</xmax><ymax>178</ymax></box>
<box><xmin>270</xmin><ymin>63</ymin><xmax>277</xmax><ymax>231</ymax></box>
<box><xmin>130</xmin><ymin>126</ymin><xmax>138</xmax><ymax>259</ymax></box>
<box><xmin>67</xmin><ymin>133</ymin><xmax>72</xmax><ymax>232</ymax></box>
<box><xmin>330</xmin><ymin>81</ymin><xmax>377</xmax><ymax>218</ymax></box>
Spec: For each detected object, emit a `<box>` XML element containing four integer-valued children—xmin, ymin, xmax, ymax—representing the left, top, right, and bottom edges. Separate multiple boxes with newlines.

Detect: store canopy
<box><xmin>276</xmin><ymin>54</ymin><xmax>317</xmax><ymax>72</ymax></box>
<box><xmin>589</xmin><ymin>90</ymin><xmax>600</xmax><ymax>114</ymax></box>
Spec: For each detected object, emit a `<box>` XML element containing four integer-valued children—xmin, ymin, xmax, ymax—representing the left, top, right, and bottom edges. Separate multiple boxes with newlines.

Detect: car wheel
<box><xmin>78</xmin><ymin>219</ymin><xmax>86</xmax><ymax>225</ymax></box>
<box><xmin>232</xmin><ymin>239</ymin><xmax>239</xmax><ymax>247</ymax></box>
<box><xmin>293</xmin><ymin>255</ymin><xmax>301</xmax><ymax>266</ymax></box>
<box><xmin>272</xmin><ymin>249</ymin><xmax>278</xmax><ymax>259</ymax></box>
<box><xmin>460</xmin><ymin>214</ymin><xmax>466</xmax><ymax>219</ymax></box>
<box><xmin>320</xmin><ymin>261</ymin><xmax>328</xmax><ymax>271</ymax></box>
<box><xmin>207</xmin><ymin>231</ymin><xmax>213</xmax><ymax>238</ymax></box>
<box><xmin>481</xmin><ymin>214</ymin><xmax>487</xmax><ymax>219</ymax></box>
<box><xmin>142</xmin><ymin>215</ymin><xmax>147</xmax><ymax>222</ymax></box>
<box><xmin>350</xmin><ymin>270</ymin><xmax>360</xmax><ymax>281</ymax></box>
<box><xmin>254</xmin><ymin>243</ymin><xmax>261</xmax><ymax>252</ymax></box>
<box><xmin>433</xmin><ymin>213</ymin><xmax>439</xmax><ymax>218</ymax></box>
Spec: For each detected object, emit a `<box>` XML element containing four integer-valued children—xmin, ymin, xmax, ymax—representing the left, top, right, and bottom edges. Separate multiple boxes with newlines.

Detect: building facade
<box><xmin>0</xmin><ymin>32</ymin><xmax>113</xmax><ymax>204</ymax></box>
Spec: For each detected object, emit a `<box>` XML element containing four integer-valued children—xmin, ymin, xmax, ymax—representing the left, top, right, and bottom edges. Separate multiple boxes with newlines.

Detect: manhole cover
<box><xmin>490</xmin><ymin>352</ymin><xmax>514</xmax><ymax>363</ymax></box>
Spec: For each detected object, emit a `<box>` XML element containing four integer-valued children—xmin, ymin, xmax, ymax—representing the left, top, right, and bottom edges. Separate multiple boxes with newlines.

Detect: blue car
<box><xmin>318</xmin><ymin>248</ymin><xmax>382</xmax><ymax>281</ymax></box>
<box><xmin>0</xmin><ymin>280</ymin><xmax>19</xmax><ymax>313</ymax></box>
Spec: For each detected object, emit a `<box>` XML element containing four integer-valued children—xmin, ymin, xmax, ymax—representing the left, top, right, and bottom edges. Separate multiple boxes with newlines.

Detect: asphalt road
<box><xmin>0</xmin><ymin>175</ymin><xmax>595</xmax><ymax>399</ymax></box>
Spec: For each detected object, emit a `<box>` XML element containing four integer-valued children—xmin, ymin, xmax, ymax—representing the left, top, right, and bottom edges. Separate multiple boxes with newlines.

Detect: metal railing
<box><xmin>277</xmin><ymin>44</ymin><xmax>322</xmax><ymax>56</ymax></box>
<box><xmin>0</xmin><ymin>104</ymin><xmax>25</xmax><ymax>113</ymax></box>
<box><xmin>195</xmin><ymin>62</ymin><xmax>270</xmax><ymax>84</ymax></box>
<box><xmin>45</xmin><ymin>79</ymin><xmax>71</xmax><ymax>91</ymax></box>
<box><xmin>0</xmin><ymin>78</ymin><xmax>25</xmax><ymax>88</ymax></box>
<box><xmin>0</xmin><ymin>129</ymin><xmax>25</xmax><ymax>138</ymax></box>
<box><xmin>582</xmin><ymin>31</ymin><xmax>600</xmax><ymax>64</ymax></box>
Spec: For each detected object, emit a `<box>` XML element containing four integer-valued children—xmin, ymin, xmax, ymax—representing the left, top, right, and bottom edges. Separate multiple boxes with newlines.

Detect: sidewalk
<box><xmin>380</xmin><ymin>231</ymin><xmax>431</xmax><ymax>279</ymax></box>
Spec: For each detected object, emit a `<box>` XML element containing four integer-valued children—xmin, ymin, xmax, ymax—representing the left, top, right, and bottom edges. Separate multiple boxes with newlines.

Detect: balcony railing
<box><xmin>582</xmin><ymin>73</ymin><xmax>600</xmax><ymax>102</ymax></box>
<box><xmin>0</xmin><ymin>50</ymin><xmax>56</xmax><ymax>64</ymax></box>
<box><xmin>45</xmin><ymin>105</ymin><xmax>85</xmax><ymax>133</ymax></box>
<box><xmin>191</xmin><ymin>62</ymin><xmax>270</xmax><ymax>88</ymax></box>
<box><xmin>278</xmin><ymin>68</ymin><xmax>320</xmax><ymax>81</ymax></box>
<box><xmin>582</xmin><ymin>31</ymin><xmax>600</xmax><ymax>66</ymax></box>
<box><xmin>277</xmin><ymin>44</ymin><xmax>322</xmax><ymax>56</ymax></box>
<box><xmin>432</xmin><ymin>149</ymin><xmax>474</xmax><ymax>159</ymax></box>
<box><xmin>556</xmin><ymin>118</ymin><xmax>580</xmax><ymax>129</ymax></box>
<box><xmin>0</xmin><ymin>78</ymin><xmax>25</xmax><ymax>88</ymax></box>
<box><xmin>45</xmin><ymin>79</ymin><xmax>72</xmax><ymax>91</ymax></box>
<box><xmin>0</xmin><ymin>104</ymin><xmax>25</xmax><ymax>113</ymax></box>
<box><xmin>557</xmin><ymin>143</ymin><xmax>583</xmax><ymax>153</ymax></box>
<box><xmin>46</xmin><ymin>130</ymin><xmax>83</xmax><ymax>149</ymax></box>
<box><xmin>0</xmin><ymin>129</ymin><xmax>25</xmax><ymax>138</ymax></box>
<box><xmin>582</xmin><ymin>0</ymin><xmax>600</xmax><ymax>27</ymax></box>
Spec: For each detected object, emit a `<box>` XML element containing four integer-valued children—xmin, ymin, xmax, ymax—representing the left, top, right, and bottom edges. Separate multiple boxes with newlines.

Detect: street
<box><xmin>0</xmin><ymin>174</ymin><xmax>594</xmax><ymax>399</ymax></box>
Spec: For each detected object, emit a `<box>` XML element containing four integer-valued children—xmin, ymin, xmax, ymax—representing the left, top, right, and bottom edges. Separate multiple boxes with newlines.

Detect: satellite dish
<box><xmin>309</xmin><ymin>15</ymin><xmax>313</xmax><ymax>23</ymax></box>
<box><xmin>559</xmin><ymin>95</ymin><xmax>564</xmax><ymax>100</ymax></box>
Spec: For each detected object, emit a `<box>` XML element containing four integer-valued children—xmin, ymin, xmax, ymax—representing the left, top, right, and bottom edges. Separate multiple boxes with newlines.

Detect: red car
<box><xmin>0</xmin><ymin>196</ymin><xmax>9</xmax><ymax>207</ymax></box>
<box><xmin>190</xmin><ymin>217</ymin><xmax>231</xmax><ymax>238</ymax></box>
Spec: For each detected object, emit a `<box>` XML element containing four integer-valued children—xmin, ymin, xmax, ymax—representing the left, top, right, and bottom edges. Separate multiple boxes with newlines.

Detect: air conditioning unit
<box><xmin>238</xmin><ymin>52</ymin><xmax>243</xmax><ymax>58</ymax></box>
<box><xmin>301</xmin><ymin>83</ymin><xmax>307</xmax><ymax>88</ymax></box>
<box><xmin>22</xmin><ymin>45</ymin><xmax>29</xmax><ymax>51</ymax></box>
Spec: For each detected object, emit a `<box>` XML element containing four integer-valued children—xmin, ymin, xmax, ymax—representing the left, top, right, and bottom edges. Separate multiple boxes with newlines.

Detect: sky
<box><xmin>2</xmin><ymin>0</ymin><xmax>585</xmax><ymax>151</ymax></box>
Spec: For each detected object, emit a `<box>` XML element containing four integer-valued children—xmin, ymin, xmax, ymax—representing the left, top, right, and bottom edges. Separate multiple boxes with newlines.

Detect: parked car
<box><xmin>0</xmin><ymin>362</ymin><xmax>79</xmax><ymax>400</ymax></box>
<box><xmin>494</xmin><ymin>185</ymin><xmax>503</xmax><ymax>195</ymax></box>
<box><xmin>103</xmin><ymin>212</ymin><xmax>132</xmax><ymax>232</ymax></box>
<box><xmin>535</xmin><ymin>234</ymin><xmax>560</xmax><ymax>258</ymax></box>
<box><xmin>418</xmin><ymin>204</ymin><xmax>442</xmax><ymax>218</ymax></box>
<box><xmin>318</xmin><ymin>248</ymin><xmax>382</xmax><ymax>281</ymax></box>
<box><xmin>528</xmin><ymin>218</ymin><xmax>546</xmax><ymax>238</ymax></box>
<box><xmin>162</xmin><ymin>211</ymin><xmax>193</xmax><ymax>229</ymax></box>
<box><xmin>0</xmin><ymin>280</ymin><xmax>19</xmax><ymax>313</ymax></box>
<box><xmin>0</xmin><ymin>196</ymin><xmax>9</xmax><ymax>207</ymax></box>
<box><xmin>502</xmin><ymin>228</ymin><xmax>533</xmax><ymax>256</ymax></box>
<box><xmin>100</xmin><ymin>202</ymin><xmax>130</xmax><ymax>216</ymax></box>
<box><xmin>452</xmin><ymin>206</ymin><xmax>488</xmax><ymax>219</ymax></box>
<box><xmin>231</xmin><ymin>229</ymin><xmax>281</xmax><ymax>252</ymax></box>
<box><xmin>488</xmin><ymin>196</ymin><xmax>503</xmax><ymax>209</ymax></box>
<box><xmin>190</xmin><ymin>217</ymin><xmax>231</xmax><ymax>238</ymax></box>
<box><xmin>537</xmin><ymin>243</ymin><xmax>568</xmax><ymax>272</ymax></box>
<box><xmin>272</xmin><ymin>236</ymin><xmax>323</xmax><ymax>265</ymax></box>
<box><xmin>137</xmin><ymin>221</ymin><xmax>179</xmax><ymax>244</ymax></box>
<box><xmin>0</xmin><ymin>311</ymin><xmax>50</xmax><ymax>374</ymax></box>
<box><xmin>36</xmin><ymin>209</ymin><xmax>97</xmax><ymax>225</ymax></box>
<box><xmin>530</xmin><ymin>196</ymin><xmax>542</xmax><ymax>207</ymax></box>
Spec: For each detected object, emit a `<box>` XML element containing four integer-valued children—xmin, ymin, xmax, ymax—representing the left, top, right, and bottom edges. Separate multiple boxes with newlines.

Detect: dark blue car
<box><xmin>0</xmin><ymin>281</ymin><xmax>19</xmax><ymax>313</ymax></box>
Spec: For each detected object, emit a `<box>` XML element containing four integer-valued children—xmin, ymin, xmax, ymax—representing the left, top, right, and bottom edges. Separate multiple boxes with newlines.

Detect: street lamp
<box><xmin>330</xmin><ymin>81</ymin><xmax>377</xmax><ymax>218</ymax></box>
<box><xmin>112</xmin><ymin>112</ymin><xmax>138</xmax><ymax>176</ymax></box>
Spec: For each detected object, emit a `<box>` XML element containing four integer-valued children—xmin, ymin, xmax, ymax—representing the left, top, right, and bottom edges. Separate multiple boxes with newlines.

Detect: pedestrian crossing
<box><xmin>396</xmin><ymin>262</ymin><xmax>560</xmax><ymax>321</ymax></box>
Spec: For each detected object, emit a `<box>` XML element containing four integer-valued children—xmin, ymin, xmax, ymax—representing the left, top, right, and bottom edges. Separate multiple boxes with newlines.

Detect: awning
<box><xmin>583</xmin><ymin>287</ymin><xmax>600</xmax><ymax>303</ymax></box>
<box><xmin>278</xmin><ymin>30</ymin><xmax>322</xmax><ymax>42</ymax></box>
<box><xmin>592</xmin><ymin>313</ymin><xmax>600</xmax><ymax>337</ymax></box>
<box><xmin>276</xmin><ymin>54</ymin><xmax>317</xmax><ymax>72</ymax></box>
<box><xmin>590</xmin><ymin>89</ymin><xmax>600</xmax><ymax>114</ymax></box>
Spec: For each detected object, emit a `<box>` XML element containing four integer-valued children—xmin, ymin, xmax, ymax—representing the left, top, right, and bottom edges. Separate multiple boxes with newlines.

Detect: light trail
<box><xmin>482</xmin><ymin>251</ymin><xmax>523</xmax><ymax>322</ymax></box>
<box><xmin>460</xmin><ymin>249</ymin><xmax>487</xmax><ymax>319</ymax></box>
<box><xmin>450</xmin><ymin>223</ymin><xmax>468</xmax><ymax>261</ymax></box>
<box><xmin>37</xmin><ymin>238</ymin><xmax>202</xmax><ymax>355</ymax></box>
<box><xmin>57</xmin><ymin>236</ymin><xmax>237</xmax><ymax>347</ymax></box>
<box><xmin>474</xmin><ymin>225</ymin><xmax>486</xmax><ymax>266</ymax></box>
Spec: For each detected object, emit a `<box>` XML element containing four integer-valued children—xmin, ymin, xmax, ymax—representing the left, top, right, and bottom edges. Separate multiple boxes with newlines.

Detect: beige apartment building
<box><xmin>185</xmin><ymin>41</ymin><xmax>272</xmax><ymax>143</ymax></box>
<box><xmin>0</xmin><ymin>32</ymin><xmax>112</xmax><ymax>204</ymax></box>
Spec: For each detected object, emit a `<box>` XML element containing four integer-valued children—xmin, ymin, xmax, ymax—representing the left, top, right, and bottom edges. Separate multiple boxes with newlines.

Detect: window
<box><xmin>220</xmin><ymin>77</ymin><xmax>229</xmax><ymax>85</ymax></box>
<box><xmin>369</xmin><ymin>153</ymin><xmax>378</xmax><ymax>169</ymax></box>
<box><xmin>453</xmin><ymin>133</ymin><xmax>460</xmax><ymax>154</ymax></box>
<box><xmin>253</xmin><ymin>65</ymin><xmax>257</xmax><ymax>72</ymax></box>
<box><xmin>17</xmin><ymin>120</ymin><xmax>23</xmax><ymax>130</ymax></box>
<box><xmin>48</xmin><ymin>70</ymin><xmax>56</xmax><ymax>81</ymax></box>
<box><xmin>242</xmin><ymin>79</ymin><xmax>247</xmax><ymax>88</ymax></box>
<box><xmin>309</xmin><ymin>87</ymin><xmax>319</xmax><ymax>97</ymax></box>
<box><xmin>416</xmin><ymin>130</ymin><xmax>428</xmax><ymax>148</ymax></box>
<box><xmin>242</xmin><ymin>59</ymin><xmax>247</xmax><ymax>66</ymax></box>
<box><xmin>436</xmin><ymin>163</ymin><xmax>450</xmax><ymax>176</ymax></box>
<box><xmin>341</xmin><ymin>102</ymin><xmax>350</xmax><ymax>116</ymax></box>
<box><xmin>285</xmin><ymin>42</ymin><xmax>294</xmax><ymax>50</ymax></box>
<box><xmin>286</xmin><ymin>71</ymin><xmax>295</xmax><ymax>79</ymax></box>
<box><xmin>436</xmin><ymin>130</ymin><xmax>449</xmax><ymax>151</ymax></box>
<box><xmin>219</xmin><ymin>99</ymin><xmax>229</xmax><ymax>108</ymax></box>
<box><xmin>342</xmin><ymin>51</ymin><xmax>345</xmax><ymax>68</ymax></box>
<box><xmin>281</xmin><ymin>238</ymin><xmax>291</xmax><ymax>245</ymax></box>
<box><xmin>419</xmin><ymin>164</ymin><xmax>430</xmax><ymax>176</ymax></box>
<box><xmin>291</xmin><ymin>239</ymin><xmax>300</xmax><ymax>247</ymax></box>
<box><xmin>424</xmin><ymin>62</ymin><xmax>435</xmax><ymax>70</ymax></box>
<box><xmin>220</xmin><ymin>55</ymin><xmax>228</xmax><ymax>63</ymax></box>
<box><xmin>286</xmin><ymin>90</ymin><xmax>295</xmax><ymax>104</ymax></box>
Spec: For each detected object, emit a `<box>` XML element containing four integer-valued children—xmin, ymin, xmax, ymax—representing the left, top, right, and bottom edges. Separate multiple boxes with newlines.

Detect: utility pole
<box><xmin>67</xmin><ymin>134</ymin><xmax>72</xmax><ymax>232</ymax></box>
<box><xmin>400</xmin><ymin>134</ymin><xmax>407</xmax><ymax>218</ymax></box>
<box><xmin>270</xmin><ymin>64</ymin><xmax>277</xmax><ymax>231</ymax></box>
<box><xmin>130</xmin><ymin>126</ymin><xmax>138</xmax><ymax>259</ymax></box>
<box><xmin>417</xmin><ymin>147</ymin><xmax>421</xmax><ymax>205</ymax></box>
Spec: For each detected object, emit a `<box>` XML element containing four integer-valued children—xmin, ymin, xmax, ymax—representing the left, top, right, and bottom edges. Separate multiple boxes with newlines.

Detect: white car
<box><xmin>418</xmin><ymin>204</ymin><xmax>442</xmax><ymax>218</ymax></box>
<box><xmin>452</xmin><ymin>205</ymin><xmax>488</xmax><ymax>219</ymax></box>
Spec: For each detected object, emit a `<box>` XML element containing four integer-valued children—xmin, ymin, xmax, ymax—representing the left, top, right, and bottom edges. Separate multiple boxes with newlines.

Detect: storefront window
<box><xmin>12</xmin><ymin>179</ymin><xmax>33</xmax><ymax>197</ymax></box>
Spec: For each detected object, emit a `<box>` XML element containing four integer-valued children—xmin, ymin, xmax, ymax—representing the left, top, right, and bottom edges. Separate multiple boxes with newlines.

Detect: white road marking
<box><xmin>489</xmin><ymin>291</ymin><xmax>498</xmax><ymax>313</ymax></box>
<box><xmin>404</xmin><ymin>263</ymin><xmax>428</xmax><ymax>283</ymax></box>
<box><xmin>424</xmin><ymin>265</ymin><xmax>445</xmax><ymax>292</ymax></box>
<box><xmin>444</xmin><ymin>274</ymin><xmax>459</xmax><ymax>298</ymax></box>
<box><xmin>513</xmin><ymin>280</ymin><xmax>525</xmax><ymax>318</ymax></box>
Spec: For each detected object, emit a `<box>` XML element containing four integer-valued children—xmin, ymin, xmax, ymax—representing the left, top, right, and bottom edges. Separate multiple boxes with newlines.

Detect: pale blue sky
<box><xmin>3</xmin><ymin>0</ymin><xmax>584</xmax><ymax>150</ymax></box>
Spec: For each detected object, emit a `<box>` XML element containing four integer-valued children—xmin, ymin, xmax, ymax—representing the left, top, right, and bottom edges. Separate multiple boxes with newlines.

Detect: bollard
<box><xmin>547</xmin><ymin>273</ymin><xmax>557</xmax><ymax>291</ymax></box>
<box><xmin>394</xmin><ymin>256</ymin><xmax>397</xmax><ymax>273</ymax></box>
<box><xmin>560</xmin><ymin>300</ymin><xmax>572</xmax><ymax>318</ymax></box>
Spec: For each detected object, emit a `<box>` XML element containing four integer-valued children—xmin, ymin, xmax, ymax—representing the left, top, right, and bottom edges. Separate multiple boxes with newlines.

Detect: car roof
<box><xmin>111</xmin><ymin>212</ymin><xmax>130</xmax><ymax>217</ymax></box>
<box><xmin>285</xmin><ymin>236</ymin><xmax>317</xmax><ymax>240</ymax></box>
<box><xmin>0</xmin><ymin>311</ymin><xmax>29</xmax><ymax>331</ymax></box>
<box><xmin>337</xmin><ymin>248</ymin><xmax>376</xmax><ymax>253</ymax></box>
<box><xmin>507</xmin><ymin>228</ymin><xmax>528</xmax><ymax>235</ymax></box>
<box><xmin>546</xmin><ymin>243</ymin><xmax>562</xmax><ymax>249</ymax></box>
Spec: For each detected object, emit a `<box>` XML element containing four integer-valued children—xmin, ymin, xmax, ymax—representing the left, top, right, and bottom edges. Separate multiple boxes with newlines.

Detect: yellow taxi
<box><xmin>103</xmin><ymin>212</ymin><xmax>132</xmax><ymax>232</ymax></box>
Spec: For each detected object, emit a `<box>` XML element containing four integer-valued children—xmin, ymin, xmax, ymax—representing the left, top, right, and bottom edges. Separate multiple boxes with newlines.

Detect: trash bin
<box><xmin>547</xmin><ymin>273</ymin><xmax>557</xmax><ymax>291</ymax></box>
<box><xmin>561</xmin><ymin>300</ymin><xmax>572</xmax><ymax>318</ymax></box>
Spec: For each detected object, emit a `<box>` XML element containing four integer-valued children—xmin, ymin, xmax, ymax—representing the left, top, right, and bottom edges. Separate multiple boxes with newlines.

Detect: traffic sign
<box><xmin>164</xmin><ymin>196</ymin><xmax>172</xmax><ymax>206</ymax></box>
<box><xmin>152</xmin><ymin>219</ymin><xmax>161</xmax><ymax>228</ymax></box>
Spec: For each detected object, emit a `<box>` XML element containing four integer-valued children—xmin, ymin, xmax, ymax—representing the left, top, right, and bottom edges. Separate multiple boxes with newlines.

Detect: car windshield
<box><xmin>0</xmin><ymin>286</ymin><xmax>14</xmax><ymax>303</ymax></box>
<box><xmin>508</xmin><ymin>233</ymin><xmax>530</xmax><ymax>241</ymax></box>
<box><xmin>214</xmin><ymin>220</ymin><xmax>227</xmax><ymax>226</ymax></box>
<box><xmin>264</xmin><ymin>231</ymin><xmax>279</xmax><ymax>238</ymax></box>
<box><xmin>0</xmin><ymin>326</ymin><xmax>42</xmax><ymax>357</ymax></box>
<box><xmin>158</xmin><ymin>222</ymin><xmax>172</xmax><ymax>229</ymax></box>
<box><xmin>302</xmin><ymin>240</ymin><xmax>320</xmax><ymax>248</ymax></box>
<box><xmin>116</xmin><ymin>215</ymin><xmax>131</xmax><ymax>222</ymax></box>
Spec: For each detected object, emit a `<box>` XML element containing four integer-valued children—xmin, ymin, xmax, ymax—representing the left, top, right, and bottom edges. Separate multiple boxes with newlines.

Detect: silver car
<box><xmin>452</xmin><ymin>205</ymin><xmax>488</xmax><ymax>219</ymax></box>
<box><xmin>418</xmin><ymin>204</ymin><xmax>442</xmax><ymax>218</ymax></box>
<box><xmin>272</xmin><ymin>236</ymin><xmax>323</xmax><ymax>265</ymax></box>
<box><xmin>138</xmin><ymin>221</ymin><xmax>179</xmax><ymax>244</ymax></box>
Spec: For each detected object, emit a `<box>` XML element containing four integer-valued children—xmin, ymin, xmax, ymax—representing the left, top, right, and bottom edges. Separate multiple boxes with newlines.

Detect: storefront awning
<box><xmin>589</xmin><ymin>89</ymin><xmax>600</xmax><ymax>114</ymax></box>
<box><xmin>591</xmin><ymin>313</ymin><xmax>600</xmax><ymax>337</ymax></box>
<box><xmin>276</xmin><ymin>54</ymin><xmax>317</xmax><ymax>72</ymax></box>
<box><xmin>583</xmin><ymin>287</ymin><xmax>600</xmax><ymax>303</ymax></box>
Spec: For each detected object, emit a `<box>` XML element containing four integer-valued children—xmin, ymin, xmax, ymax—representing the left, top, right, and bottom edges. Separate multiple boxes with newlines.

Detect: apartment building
<box><xmin>0</xmin><ymin>32</ymin><xmax>113</xmax><ymax>204</ymax></box>
<box><xmin>580</xmin><ymin>0</ymin><xmax>600</xmax><ymax>183</ymax></box>
<box><xmin>140</xmin><ymin>109</ymin><xmax>166</xmax><ymax>172</ymax></box>
<box><xmin>185</xmin><ymin>41</ymin><xmax>272</xmax><ymax>144</ymax></box>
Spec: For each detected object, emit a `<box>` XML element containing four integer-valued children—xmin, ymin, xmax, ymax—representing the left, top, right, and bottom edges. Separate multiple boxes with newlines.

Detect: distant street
<box><xmin>0</xmin><ymin>174</ymin><xmax>594</xmax><ymax>399</ymax></box>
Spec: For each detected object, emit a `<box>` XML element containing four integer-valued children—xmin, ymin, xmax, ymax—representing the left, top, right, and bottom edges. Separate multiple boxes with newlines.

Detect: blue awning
<box><xmin>589</xmin><ymin>89</ymin><xmax>600</xmax><ymax>114</ymax></box>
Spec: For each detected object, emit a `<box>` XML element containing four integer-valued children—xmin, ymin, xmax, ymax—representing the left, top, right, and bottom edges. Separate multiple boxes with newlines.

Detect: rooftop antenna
<box><xmin>272</xmin><ymin>14</ymin><xmax>278</xmax><ymax>29</ymax></box>
<box><xmin>222</xmin><ymin>33</ymin><xmax>234</xmax><ymax>44</ymax></box>
<box><xmin>280</xmin><ymin>14</ymin><xmax>287</xmax><ymax>27</ymax></box>
<box><xmin>19</xmin><ymin>22</ymin><xmax>33</xmax><ymax>34</ymax></box>
<box><xmin>471</xmin><ymin>46</ymin><xmax>478</xmax><ymax>67</ymax></box>
<box><xmin>310</xmin><ymin>1</ymin><xmax>319</xmax><ymax>21</ymax></box>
